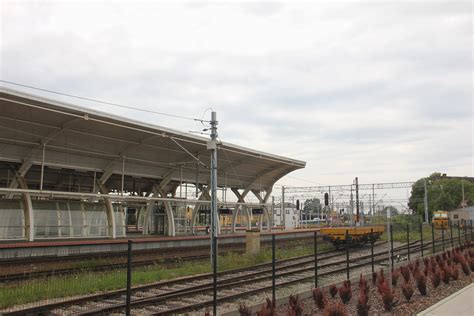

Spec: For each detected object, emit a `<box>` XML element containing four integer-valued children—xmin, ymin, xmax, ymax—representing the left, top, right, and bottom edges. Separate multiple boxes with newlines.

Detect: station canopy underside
<box><xmin>0</xmin><ymin>87</ymin><xmax>305</xmax><ymax>195</ymax></box>
<box><xmin>0</xmin><ymin>87</ymin><xmax>305</xmax><ymax>240</ymax></box>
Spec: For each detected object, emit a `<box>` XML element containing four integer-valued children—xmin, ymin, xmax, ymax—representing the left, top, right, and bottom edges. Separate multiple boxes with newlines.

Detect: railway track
<box><xmin>0</xmin><ymin>238</ymin><xmax>314</xmax><ymax>282</ymax></box>
<box><xmin>2</xmin><ymin>239</ymin><xmax>432</xmax><ymax>316</ymax></box>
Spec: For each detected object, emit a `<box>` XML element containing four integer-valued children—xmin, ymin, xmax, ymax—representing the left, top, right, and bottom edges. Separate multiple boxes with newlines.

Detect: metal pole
<box><xmin>441</xmin><ymin>225</ymin><xmax>445</xmax><ymax>251</ymax></box>
<box><xmin>407</xmin><ymin>224</ymin><xmax>410</xmax><ymax>261</ymax></box>
<box><xmin>345</xmin><ymin>229</ymin><xmax>350</xmax><ymax>280</ymax></box>
<box><xmin>420</xmin><ymin>223</ymin><xmax>424</xmax><ymax>257</ymax></box>
<box><xmin>314</xmin><ymin>231</ymin><xmax>318</xmax><ymax>287</ymax></box>
<box><xmin>387</xmin><ymin>208</ymin><xmax>392</xmax><ymax>273</ymax></box>
<box><xmin>282</xmin><ymin>186</ymin><xmax>285</xmax><ymax>230</ymax></box>
<box><xmin>470</xmin><ymin>220</ymin><xmax>473</xmax><ymax>241</ymax></box>
<box><xmin>424</xmin><ymin>178</ymin><xmax>429</xmax><ymax>223</ymax></box>
<box><xmin>370</xmin><ymin>228</ymin><xmax>374</xmax><ymax>273</ymax></box>
<box><xmin>464</xmin><ymin>220</ymin><xmax>468</xmax><ymax>243</ymax></box>
<box><xmin>209</xmin><ymin>111</ymin><xmax>218</xmax><ymax>316</ymax></box>
<box><xmin>126</xmin><ymin>240</ymin><xmax>132</xmax><ymax>316</ymax></box>
<box><xmin>350</xmin><ymin>186</ymin><xmax>354</xmax><ymax>226</ymax></box>
<box><xmin>40</xmin><ymin>143</ymin><xmax>46</xmax><ymax>190</ymax></box>
<box><xmin>372</xmin><ymin>184</ymin><xmax>375</xmax><ymax>218</ymax></box>
<box><xmin>355</xmin><ymin>177</ymin><xmax>360</xmax><ymax>224</ymax></box>
<box><xmin>121</xmin><ymin>157</ymin><xmax>125</xmax><ymax>195</ymax></box>
<box><xmin>390</xmin><ymin>224</ymin><xmax>394</xmax><ymax>270</ymax></box>
<box><xmin>272</xmin><ymin>234</ymin><xmax>276</xmax><ymax>304</ymax></box>
<box><xmin>450</xmin><ymin>220</ymin><xmax>454</xmax><ymax>248</ymax></box>
<box><xmin>458</xmin><ymin>220</ymin><xmax>461</xmax><ymax>245</ymax></box>
<box><xmin>431</xmin><ymin>223</ymin><xmax>435</xmax><ymax>254</ymax></box>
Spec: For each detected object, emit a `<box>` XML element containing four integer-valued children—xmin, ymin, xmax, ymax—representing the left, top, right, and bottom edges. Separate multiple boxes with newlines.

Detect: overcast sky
<box><xmin>1</xmin><ymin>0</ymin><xmax>472</xmax><ymax>188</ymax></box>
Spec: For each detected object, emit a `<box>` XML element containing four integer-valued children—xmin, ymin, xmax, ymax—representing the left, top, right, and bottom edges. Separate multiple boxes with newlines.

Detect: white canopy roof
<box><xmin>0</xmin><ymin>87</ymin><xmax>305</xmax><ymax>194</ymax></box>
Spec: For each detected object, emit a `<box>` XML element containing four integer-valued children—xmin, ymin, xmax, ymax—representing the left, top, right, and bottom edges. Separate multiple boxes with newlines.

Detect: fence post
<box><xmin>213</xmin><ymin>235</ymin><xmax>217</xmax><ymax>316</ymax></box>
<box><xmin>272</xmin><ymin>234</ymin><xmax>276</xmax><ymax>304</ymax></box>
<box><xmin>431</xmin><ymin>223</ymin><xmax>435</xmax><ymax>254</ymax></box>
<box><xmin>420</xmin><ymin>223</ymin><xmax>424</xmax><ymax>257</ymax></box>
<box><xmin>449</xmin><ymin>220</ymin><xmax>454</xmax><ymax>248</ymax></box>
<box><xmin>464</xmin><ymin>221</ymin><xmax>468</xmax><ymax>243</ymax></box>
<box><xmin>314</xmin><ymin>231</ymin><xmax>318</xmax><ymax>288</ymax></box>
<box><xmin>345</xmin><ymin>229</ymin><xmax>350</xmax><ymax>280</ymax></box>
<box><xmin>458</xmin><ymin>220</ymin><xmax>462</xmax><ymax>246</ymax></box>
<box><xmin>390</xmin><ymin>224</ymin><xmax>394</xmax><ymax>270</ymax></box>
<box><xmin>126</xmin><ymin>240</ymin><xmax>132</xmax><ymax>316</ymax></box>
<box><xmin>441</xmin><ymin>225</ymin><xmax>445</xmax><ymax>251</ymax></box>
<box><xmin>406</xmin><ymin>224</ymin><xmax>410</xmax><ymax>261</ymax></box>
<box><xmin>370</xmin><ymin>228</ymin><xmax>374</xmax><ymax>273</ymax></box>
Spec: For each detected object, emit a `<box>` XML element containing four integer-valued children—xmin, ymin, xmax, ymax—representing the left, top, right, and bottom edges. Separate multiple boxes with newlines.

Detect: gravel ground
<box><xmin>275</xmin><ymin>259</ymin><xmax>473</xmax><ymax>315</ymax></box>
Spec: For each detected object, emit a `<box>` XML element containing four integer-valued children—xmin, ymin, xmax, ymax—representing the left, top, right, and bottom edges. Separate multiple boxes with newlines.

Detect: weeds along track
<box><xmin>2</xmin><ymin>239</ymin><xmax>436</xmax><ymax>316</ymax></box>
<box><xmin>0</xmin><ymin>237</ymin><xmax>316</xmax><ymax>283</ymax></box>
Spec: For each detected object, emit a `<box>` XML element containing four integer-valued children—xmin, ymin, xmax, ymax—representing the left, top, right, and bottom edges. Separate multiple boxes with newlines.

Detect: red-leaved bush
<box><xmin>451</xmin><ymin>264</ymin><xmax>459</xmax><ymax>280</ymax></box>
<box><xmin>312</xmin><ymin>288</ymin><xmax>326</xmax><ymax>310</ymax></box>
<box><xmin>431</xmin><ymin>270</ymin><xmax>441</xmax><ymax>288</ymax></box>
<box><xmin>288</xmin><ymin>294</ymin><xmax>303</xmax><ymax>316</ymax></box>
<box><xmin>359</xmin><ymin>274</ymin><xmax>369</xmax><ymax>295</ymax></box>
<box><xmin>441</xmin><ymin>266</ymin><xmax>451</xmax><ymax>284</ymax></box>
<box><xmin>400</xmin><ymin>266</ymin><xmax>411</xmax><ymax>283</ymax></box>
<box><xmin>323</xmin><ymin>302</ymin><xmax>348</xmax><ymax>316</ymax></box>
<box><xmin>416</xmin><ymin>273</ymin><xmax>427</xmax><ymax>295</ymax></box>
<box><xmin>256</xmin><ymin>298</ymin><xmax>275</xmax><ymax>316</ymax></box>
<box><xmin>239</xmin><ymin>303</ymin><xmax>252</xmax><ymax>316</ymax></box>
<box><xmin>391</xmin><ymin>270</ymin><xmax>400</xmax><ymax>287</ymax></box>
<box><xmin>339</xmin><ymin>280</ymin><xmax>352</xmax><ymax>304</ymax></box>
<box><xmin>371</xmin><ymin>271</ymin><xmax>377</xmax><ymax>285</ymax></box>
<box><xmin>356</xmin><ymin>291</ymin><xmax>370</xmax><ymax>316</ymax></box>
<box><xmin>329</xmin><ymin>284</ymin><xmax>338</xmax><ymax>298</ymax></box>
<box><xmin>379</xmin><ymin>281</ymin><xmax>397</xmax><ymax>312</ymax></box>
<box><xmin>401</xmin><ymin>282</ymin><xmax>414</xmax><ymax>302</ymax></box>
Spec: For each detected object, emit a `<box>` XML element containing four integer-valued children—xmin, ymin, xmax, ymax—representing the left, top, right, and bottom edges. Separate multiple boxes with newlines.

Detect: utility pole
<box><xmin>208</xmin><ymin>111</ymin><xmax>218</xmax><ymax>316</ymax></box>
<box><xmin>350</xmin><ymin>185</ymin><xmax>354</xmax><ymax>226</ymax></box>
<box><xmin>424</xmin><ymin>178</ymin><xmax>428</xmax><ymax>224</ymax></box>
<box><xmin>355</xmin><ymin>177</ymin><xmax>360</xmax><ymax>225</ymax></box>
<box><xmin>282</xmin><ymin>186</ymin><xmax>285</xmax><ymax>229</ymax></box>
<box><xmin>462</xmin><ymin>179</ymin><xmax>465</xmax><ymax>209</ymax></box>
<box><xmin>372</xmin><ymin>184</ymin><xmax>375</xmax><ymax>217</ymax></box>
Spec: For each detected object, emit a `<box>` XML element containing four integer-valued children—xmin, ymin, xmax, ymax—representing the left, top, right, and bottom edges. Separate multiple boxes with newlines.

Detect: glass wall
<box><xmin>0</xmin><ymin>200</ymin><xmax>24</xmax><ymax>239</ymax></box>
<box><xmin>113</xmin><ymin>204</ymin><xmax>126</xmax><ymax>237</ymax></box>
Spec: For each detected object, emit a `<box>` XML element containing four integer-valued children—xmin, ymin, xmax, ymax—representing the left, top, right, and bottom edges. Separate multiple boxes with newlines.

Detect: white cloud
<box><xmin>0</xmin><ymin>0</ymin><xmax>472</xmax><ymax>188</ymax></box>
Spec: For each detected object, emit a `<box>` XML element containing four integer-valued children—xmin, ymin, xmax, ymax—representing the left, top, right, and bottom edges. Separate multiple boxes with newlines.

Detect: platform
<box><xmin>417</xmin><ymin>283</ymin><xmax>473</xmax><ymax>315</ymax></box>
<box><xmin>0</xmin><ymin>228</ymin><xmax>319</xmax><ymax>260</ymax></box>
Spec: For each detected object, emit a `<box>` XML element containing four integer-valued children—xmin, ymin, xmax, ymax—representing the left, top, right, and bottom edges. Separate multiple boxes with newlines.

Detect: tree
<box><xmin>380</xmin><ymin>206</ymin><xmax>399</xmax><ymax>217</ymax></box>
<box><xmin>303</xmin><ymin>198</ymin><xmax>322</xmax><ymax>219</ymax></box>
<box><xmin>409</xmin><ymin>173</ymin><xmax>474</xmax><ymax>219</ymax></box>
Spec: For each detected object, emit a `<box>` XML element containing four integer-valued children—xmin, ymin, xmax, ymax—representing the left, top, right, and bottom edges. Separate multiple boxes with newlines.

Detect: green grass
<box><xmin>0</xmin><ymin>243</ymin><xmax>329</xmax><ymax>309</ymax></box>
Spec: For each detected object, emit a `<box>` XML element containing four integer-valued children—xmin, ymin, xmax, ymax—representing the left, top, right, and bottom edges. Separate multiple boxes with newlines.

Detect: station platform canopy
<box><xmin>0</xmin><ymin>87</ymin><xmax>305</xmax><ymax>240</ymax></box>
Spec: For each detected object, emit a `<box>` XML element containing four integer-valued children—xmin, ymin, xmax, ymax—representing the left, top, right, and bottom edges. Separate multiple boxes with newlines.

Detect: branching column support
<box><xmin>97</xmin><ymin>181</ymin><xmax>117</xmax><ymax>239</ymax></box>
<box><xmin>153</xmin><ymin>184</ymin><xmax>176</xmax><ymax>237</ymax></box>
<box><xmin>191</xmin><ymin>185</ymin><xmax>221</xmax><ymax>235</ymax></box>
<box><xmin>231</xmin><ymin>188</ymin><xmax>251</xmax><ymax>232</ymax></box>
<box><xmin>15</xmin><ymin>175</ymin><xmax>34</xmax><ymax>241</ymax></box>
<box><xmin>251</xmin><ymin>188</ymin><xmax>273</xmax><ymax>231</ymax></box>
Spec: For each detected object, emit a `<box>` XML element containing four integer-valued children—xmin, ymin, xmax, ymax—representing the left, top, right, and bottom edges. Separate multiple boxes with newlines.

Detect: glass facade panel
<box><xmin>33</xmin><ymin>200</ymin><xmax>60</xmax><ymax>238</ymax></box>
<box><xmin>0</xmin><ymin>200</ymin><xmax>24</xmax><ymax>239</ymax></box>
<box><xmin>83</xmin><ymin>202</ymin><xmax>108</xmax><ymax>237</ymax></box>
<box><xmin>113</xmin><ymin>204</ymin><xmax>126</xmax><ymax>237</ymax></box>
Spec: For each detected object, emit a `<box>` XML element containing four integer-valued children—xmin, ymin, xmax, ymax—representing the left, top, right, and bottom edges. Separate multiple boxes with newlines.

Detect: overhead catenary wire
<box><xmin>0</xmin><ymin>79</ymin><xmax>208</xmax><ymax>123</ymax></box>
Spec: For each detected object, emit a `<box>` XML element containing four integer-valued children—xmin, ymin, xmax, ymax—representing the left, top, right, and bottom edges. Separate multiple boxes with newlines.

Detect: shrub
<box><xmin>442</xmin><ymin>266</ymin><xmax>451</xmax><ymax>284</ymax></box>
<box><xmin>423</xmin><ymin>267</ymin><xmax>429</xmax><ymax>276</ymax></box>
<box><xmin>323</xmin><ymin>302</ymin><xmax>348</xmax><ymax>316</ymax></box>
<box><xmin>339</xmin><ymin>280</ymin><xmax>352</xmax><ymax>304</ymax></box>
<box><xmin>288</xmin><ymin>294</ymin><xmax>303</xmax><ymax>316</ymax></box>
<box><xmin>469</xmin><ymin>259</ymin><xmax>474</xmax><ymax>272</ymax></box>
<box><xmin>377</xmin><ymin>269</ymin><xmax>385</xmax><ymax>288</ymax></box>
<box><xmin>356</xmin><ymin>291</ymin><xmax>370</xmax><ymax>316</ymax></box>
<box><xmin>431</xmin><ymin>270</ymin><xmax>441</xmax><ymax>288</ymax></box>
<box><xmin>416</xmin><ymin>273</ymin><xmax>427</xmax><ymax>295</ymax></box>
<box><xmin>423</xmin><ymin>257</ymin><xmax>430</xmax><ymax>267</ymax></box>
<box><xmin>239</xmin><ymin>303</ymin><xmax>252</xmax><ymax>316</ymax></box>
<box><xmin>379</xmin><ymin>281</ymin><xmax>397</xmax><ymax>312</ymax></box>
<box><xmin>460</xmin><ymin>260</ymin><xmax>470</xmax><ymax>275</ymax></box>
<box><xmin>391</xmin><ymin>270</ymin><xmax>400</xmax><ymax>287</ymax></box>
<box><xmin>359</xmin><ymin>274</ymin><xmax>369</xmax><ymax>295</ymax></box>
<box><xmin>256</xmin><ymin>298</ymin><xmax>275</xmax><ymax>316</ymax></box>
<box><xmin>400</xmin><ymin>266</ymin><xmax>411</xmax><ymax>283</ymax></box>
<box><xmin>371</xmin><ymin>271</ymin><xmax>377</xmax><ymax>285</ymax></box>
<box><xmin>451</xmin><ymin>265</ymin><xmax>459</xmax><ymax>280</ymax></box>
<box><xmin>312</xmin><ymin>288</ymin><xmax>326</xmax><ymax>310</ymax></box>
<box><xmin>329</xmin><ymin>284</ymin><xmax>338</xmax><ymax>298</ymax></box>
<box><xmin>401</xmin><ymin>282</ymin><xmax>414</xmax><ymax>302</ymax></box>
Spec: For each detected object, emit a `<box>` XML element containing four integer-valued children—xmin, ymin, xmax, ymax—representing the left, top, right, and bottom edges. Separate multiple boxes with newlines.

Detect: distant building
<box><xmin>273</xmin><ymin>202</ymin><xmax>299</xmax><ymax>229</ymax></box>
<box><xmin>448</xmin><ymin>206</ymin><xmax>474</xmax><ymax>224</ymax></box>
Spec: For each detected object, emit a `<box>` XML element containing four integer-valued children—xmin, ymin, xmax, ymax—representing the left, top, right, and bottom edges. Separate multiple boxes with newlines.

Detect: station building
<box><xmin>0</xmin><ymin>87</ymin><xmax>305</xmax><ymax>241</ymax></box>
